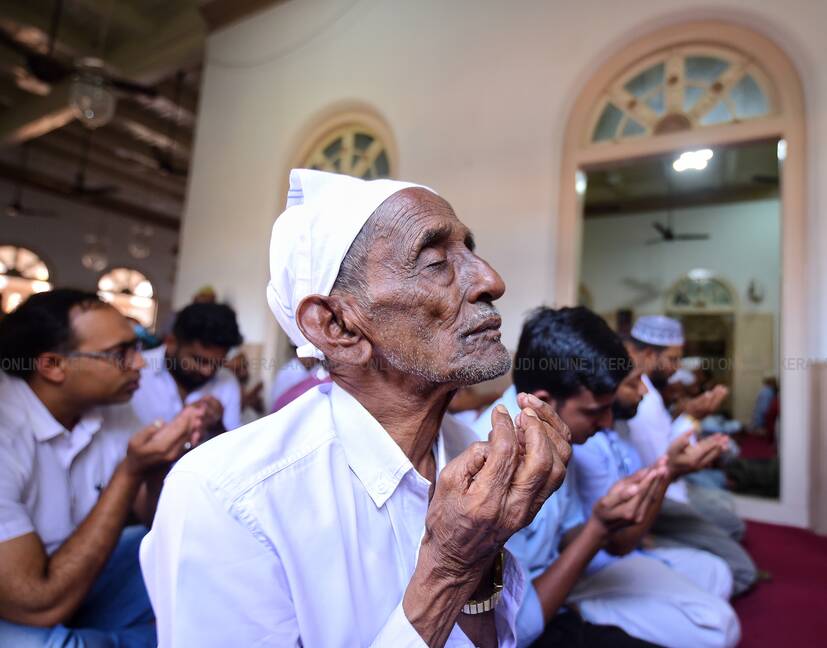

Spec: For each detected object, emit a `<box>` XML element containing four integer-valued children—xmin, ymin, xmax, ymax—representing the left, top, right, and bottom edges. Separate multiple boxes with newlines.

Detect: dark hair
<box><xmin>0</xmin><ymin>288</ymin><xmax>103</xmax><ymax>380</ymax></box>
<box><xmin>172</xmin><ymin>303</ymin><xmax>243</xmax><ymax>349</ymax></box>
<box><xmin>513</xmin><ymin>306</ymin><xmax>632</xmax><ymax>402</ymax></box>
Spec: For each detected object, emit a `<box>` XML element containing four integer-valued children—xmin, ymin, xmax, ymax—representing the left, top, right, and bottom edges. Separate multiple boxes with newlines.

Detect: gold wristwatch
<box><xmin>461</xmin><ymin>550</ymin><xmax>505</xmax><ymax>615</ymax></box>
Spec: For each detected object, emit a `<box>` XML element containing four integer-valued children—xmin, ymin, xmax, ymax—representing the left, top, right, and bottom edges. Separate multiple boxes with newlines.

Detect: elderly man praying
<box><xmin>140</xmin><ymin>170</ymin><xmax>572</xmax><ymax>647</ymax></box>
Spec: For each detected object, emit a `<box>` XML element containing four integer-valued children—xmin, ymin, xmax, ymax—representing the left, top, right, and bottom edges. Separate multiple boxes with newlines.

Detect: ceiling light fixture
<box><xmin>673</xmin><ymin>149</ymin><xmax>713</xmax><ymax>172</ymax></box>
<box><xmin>69</xmin><ymin>58</ymin><xmax>116</xmax><ymax>129</ymax></box>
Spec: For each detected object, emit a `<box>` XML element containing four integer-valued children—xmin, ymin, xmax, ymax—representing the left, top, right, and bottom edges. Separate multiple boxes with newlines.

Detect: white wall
<box><xmin>176</xmin><ymin>0</ymin><xmax>827</xmax><ymax>358</ymax></box>
<box><xmin>581</xmin><ymin>199</ymin><xmax>781</xmax><ymax>316</ymax></box>
<box><xmin>174</xmin><ymin>0</ymin><xmax>827</xmax><ymax>526</ymax></box>
<box><xmin>0</xmin><ymin>178</ymin><xmax>179</xmax><ymax>324</ymax></box>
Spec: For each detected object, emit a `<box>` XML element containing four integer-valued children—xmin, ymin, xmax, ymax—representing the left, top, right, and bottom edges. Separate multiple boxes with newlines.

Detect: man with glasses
<box><xmin>130</xmin><ymin>302</ymin><xmax>244</xmax><ymax>435</ymax></box>
<box><xmin>0</xmin><ymin>289</ymin><xmax>204</xmax><ymax>647</ymax></box>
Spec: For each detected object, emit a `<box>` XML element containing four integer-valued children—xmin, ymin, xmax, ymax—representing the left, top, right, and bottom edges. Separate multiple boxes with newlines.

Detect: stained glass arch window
<box><xmin>666</xmin><ymin>272</ymin><xmax>736</xmax><ymax>313</ymax></box>
<box><xmin>98</xmin><ymin>267</ymin><xmax>157</xmax><ymax>329</ymax></box>
<box><xmin>302</xmin><ymin>124</ymin><xmax>392</xmax><ymax>180</ymax></box>
<box><xmin>0</xmin><ymin>245</ymin><xmax>52</xmax><ymax>313</ymax></box>
<box><xmin>590</xmin><ymin>45</ymin><xmax>776</xmax><ymax>144</ymax></box>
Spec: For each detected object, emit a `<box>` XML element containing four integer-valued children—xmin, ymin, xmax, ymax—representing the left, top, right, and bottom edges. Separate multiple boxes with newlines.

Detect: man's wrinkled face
<box><xmin>612</xmin><ymin>368</ymin><xmax>648</xmax><ymax>421</ymax></box>
<box><xmin>555</xmin><ymin>388</ymin><xmax>615</xmax><ymax>444</ymax></box>
<box><xmin>354</xmin><ymin>188</ymin><xmax>510</xmax><ymax>386</ymax></box>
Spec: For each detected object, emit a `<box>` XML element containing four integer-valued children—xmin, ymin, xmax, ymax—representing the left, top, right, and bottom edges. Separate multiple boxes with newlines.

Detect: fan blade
<box><xmin>674</xmin><ymin>234</ymin><xmax>710</xmax><ymax>241</ymax></box>
<box><xmin>0</xmin><ymin>30</ymin><xmax>33</xmax><ymax>58</ymax></box>
<box><xmin>27</xmin><ymin>51</ymin><xmax>70</xmax><ymax>84</ymax></box>
<box><xmin>0</xmin><ymin>30</ymin><xmax>69</xmax><ymax>86</ymax></box>
<box><xmin>110</xmin><ymin>77</ymin><xmax>158</xmax><ymax>98</ymax></box>
<box><xmin>652</xmin><ymin>222</ymin><xmax>670</xmax><ymax>237</ymax></box>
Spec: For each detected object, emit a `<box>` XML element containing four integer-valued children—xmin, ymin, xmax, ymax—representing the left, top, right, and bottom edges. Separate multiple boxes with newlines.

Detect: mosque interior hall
<box><xmin>0</xmin><ymin>1</ymin><xmax>826</xmax><ymax>647</ymax></box>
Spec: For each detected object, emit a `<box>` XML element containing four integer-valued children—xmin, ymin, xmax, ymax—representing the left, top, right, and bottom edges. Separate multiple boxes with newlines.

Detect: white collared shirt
<box><xmin>130</xmin><ymin>345</ymin><xmax>242</xmax><ymax>431</ymax></box>
<box><xmin>627</xmin><ymin>374</ymin><xmax>688</xmax><ymax>502</ymax></box>
<box><xmin>140</xmin><ymin>381</ymin><xmax>524</xmax><ymax>647</ymax></box>
<box><xmin>0</xmin><ymin>374</ymin><xmax>140</xmax><ymax>554</ymax></box>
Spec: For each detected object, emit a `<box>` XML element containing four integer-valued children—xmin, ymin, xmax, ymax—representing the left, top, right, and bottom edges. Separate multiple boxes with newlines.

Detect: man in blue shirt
<box><xmin>475</xmin><ymin>307</ymin><xmax>740</xmax><ymax>648</ymax></box>
<box><xmin>574</xmin><ymin>344</ymin><xmax>758</xmax><ymax>596</ymax></box>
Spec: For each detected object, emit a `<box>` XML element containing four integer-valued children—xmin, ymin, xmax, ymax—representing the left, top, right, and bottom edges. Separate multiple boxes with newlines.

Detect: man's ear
<box><xmin>35</xmin><ymin>353</ymin><xmax>68</xmax><ymax>385</ymax></box>
<box><xmin>296</xmin><ymin>294</ymin><xmax>371</xmax><ymax>368</ymax></box>
<box><xmin>164</xmin><ymin>334</ymin><xmax>177</xmax><ymax>355</ymax></box>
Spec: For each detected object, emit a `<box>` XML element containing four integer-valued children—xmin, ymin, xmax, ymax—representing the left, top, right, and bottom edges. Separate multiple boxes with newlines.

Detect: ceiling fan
<box><xmin>0</xmin><ymin>0</ymin><xmax>156</xmax><ymax>98</ymax></box>
<box><xmin>646</xmin><ymin>159</ymin><xmax>711</xmax><ymax>245</ymax></box>
<box><xmin>646</xmin><ymin>212</ymin><xmax>710</xmax><ymax>245</ymax></box>
<box><xmin>5</xmin><ymin>145</ymin><xmax>56</xmax><ymax>219</ymax></box>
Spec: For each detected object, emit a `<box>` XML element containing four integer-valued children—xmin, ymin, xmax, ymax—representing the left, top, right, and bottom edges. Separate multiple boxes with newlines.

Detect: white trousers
<box><xmin>567</xmin><ymin>548</ymin><xmax>741</xmax><ymax>648</ymax></box>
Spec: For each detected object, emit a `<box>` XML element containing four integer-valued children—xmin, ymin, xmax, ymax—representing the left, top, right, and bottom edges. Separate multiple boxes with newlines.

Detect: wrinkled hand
<box><xmin>421</xmin><ymin>396</ymin><xmax>571</xmax><ymax>581</ymax></box>
<box><xmin>666</xmin><ymin>431</ymin><xmax>729</xmax><ymax>479</ymax></box>
<box><xmin>684</xmin><ymin>385</ymin><xmax>729</xmax><ymax>419</ymax></box>
<box><xmin>190</xmin><ymin>396</ymin><xmax>224</xmax><ymax>430</ymax></box>
<box><xmin>124</xmin><ymin>406</ymin><xmax>205</xmax><ymax>476</ymax></box>
<box><xmin>592</xmin><ymin>465</ymin><xmax>666</xmax><ymax>533</ymax></box>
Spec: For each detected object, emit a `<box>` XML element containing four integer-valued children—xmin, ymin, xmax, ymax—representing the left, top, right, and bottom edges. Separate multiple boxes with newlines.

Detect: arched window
<box><xmin>559</xmin><ymin>21</ymin><xmax>806</xmax><ymax>524</ymax></box>
<box><xmin>98</xmin><ymin>267</ymin><xmax>157</xmax><ymax>329</ymax></box>
<box><xmin>0</xmin><ymin>245</ymin><xmax>52</xmax><ymax>313</ymax></box>
<box><xmin>302</xmin><ymin>123</ymin><xmax>392</xmax><ymax>179</ymax></box>
<box><xmin>589</xmin><ymin>44</ymin><xmax>776</xmax><ymax>143</ymax></box>
<box><xmin>666</xmin><ymin>271</ymin><xmax>736</xmax><ymax>313</ymax></box>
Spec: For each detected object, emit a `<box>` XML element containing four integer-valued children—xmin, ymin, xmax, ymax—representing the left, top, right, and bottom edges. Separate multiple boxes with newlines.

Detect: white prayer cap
<box><xmin>631</xmin><ymin>315</ymin><xmax>684</xmax><ymax>347</ymax></box>
<box><xmin>267</xmin><ymin>169</ymin><xmax>437</xmax><ymax>360</ymax></box>
<box><xmin>669</xmin><ymin>367</ymin><xmax>697</xmax><ymax>386</ymax></box>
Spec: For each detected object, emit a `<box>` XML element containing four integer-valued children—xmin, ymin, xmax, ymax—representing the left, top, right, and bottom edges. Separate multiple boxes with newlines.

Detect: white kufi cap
<box><xmin>631</xmin><ymin>315</ymin><xmax>684</xmax><ymax>347</ymax></box>
<box><xmin>266</xmin><ymin>169</ymin><xmax>436</xmax><ymax>360</ymax></box>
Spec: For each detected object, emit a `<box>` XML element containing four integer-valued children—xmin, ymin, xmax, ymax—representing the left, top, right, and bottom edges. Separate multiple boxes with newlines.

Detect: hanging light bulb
<box><xmin>128</xmin><ymin>224</ymin><xmax>153</xmax><ymax>260</ymax></box>
<box><xmin>81</xmin><ymin>234</ymin><xmax>109</xmax><ymax>271</ymax></box>
<box><xmin>69</xmin><ymin>58</ymin><xmax>116</xmax><ymax>129</ymax></box>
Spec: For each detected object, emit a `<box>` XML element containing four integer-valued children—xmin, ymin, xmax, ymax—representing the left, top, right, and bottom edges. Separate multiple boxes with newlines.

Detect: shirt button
<box><xmin>376</xmin><ymin>480</ymin><xmax>389</xmax><ymax>495</ymax></box>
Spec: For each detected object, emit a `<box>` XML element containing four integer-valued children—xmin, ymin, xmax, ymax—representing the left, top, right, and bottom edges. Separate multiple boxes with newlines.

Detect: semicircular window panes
<box><xmin>303</xmin><ymin>125</ymin><xmax>391</xmax><ymax>180</ymax></box>
<box><xmin>98</xmin><ymin>267</ymin><xmax>157</xmax><ymax>329</ymax></box>
<box><xmin>0</xmin><ymin>245</ymin><xmax>52</xmax><ymax>313</ymax></box>
<box><xmin>667</xmin><ymin>274</ymin><xmax>736</xmax><ymax>312</ymax></box>
<box><xmin>591</xmin><ymin>46</ymin><xmax>774</xmax><ymax>143</ymax></box>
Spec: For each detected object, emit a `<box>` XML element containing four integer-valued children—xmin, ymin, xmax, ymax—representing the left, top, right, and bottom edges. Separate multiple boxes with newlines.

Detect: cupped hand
<box><xmin>666</xmin><ymin>431</ymin><xmax>729</xmax><ymax>478</ymax></box>
<box><xmin>125</xmin><ymin>406</ymin><xmax>206</xmax><ymax>476</ymax></box>
<box><xmin>421</xmin><ymin>399</ymin><xmax>569</xmax><ymax>581</ymax></box>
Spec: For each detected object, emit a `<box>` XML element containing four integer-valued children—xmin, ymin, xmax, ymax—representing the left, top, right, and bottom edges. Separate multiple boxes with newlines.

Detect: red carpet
<box><xmin>736</xmin><ymin>435</ymin><xmax>777</xmax><ymax>461</ymax></box>
<box><xmin>733</xmin><ymin>520</ymin><xmax>827</xmax><ymax>646</ymax></box>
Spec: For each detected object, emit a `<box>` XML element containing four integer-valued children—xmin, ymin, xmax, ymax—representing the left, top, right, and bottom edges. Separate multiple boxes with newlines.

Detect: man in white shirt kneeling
<box><xmin>0</xmin><ymin>289</ymin><xmax>204</xmax><ymax>647</ymax></box>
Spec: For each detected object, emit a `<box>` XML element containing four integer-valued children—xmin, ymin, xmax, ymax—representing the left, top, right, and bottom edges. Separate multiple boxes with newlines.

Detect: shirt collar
<box><xmin>16</xmin><ymin>379</ymin><xmax>104</xmax><ymax>446</ymax></box>
<box><xmin>641</xmin><ymin>374</ymin><xmax>664</xmax><ymax>407</ymax></box>
<box><xmin>144</xmin><ymin>344</ymin><xmax>168</xmax><ymax>376</ymax></box>
<box><xmin>330</xmin><ymin>383</ymin><xmax>417</xmax><ymax>508</ymax></box>
<box><xmin>15</xmin><ymin>379</ymin><xmax>69</xmax><ymax>442</ymax></box>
